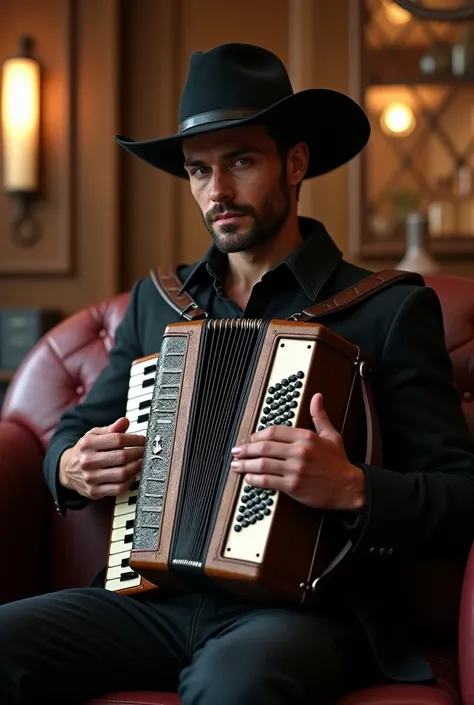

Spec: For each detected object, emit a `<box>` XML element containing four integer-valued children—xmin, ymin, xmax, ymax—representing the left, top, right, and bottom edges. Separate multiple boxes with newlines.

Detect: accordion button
<box><xmin>369</xmin><ymin>547</ymin><xmax>376</xmax><ymax>554</ymax></box>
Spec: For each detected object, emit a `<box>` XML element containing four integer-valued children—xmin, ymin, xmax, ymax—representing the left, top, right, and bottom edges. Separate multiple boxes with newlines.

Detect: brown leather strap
<box><xmin>150</xmin><ymin>266</ymin><xmax>208</xmax><ymax>321</ymax></box>
<box><xmin>292</xmin><ymin>269</ymin><xmax>424</xmax><ymax>322</ymax></box>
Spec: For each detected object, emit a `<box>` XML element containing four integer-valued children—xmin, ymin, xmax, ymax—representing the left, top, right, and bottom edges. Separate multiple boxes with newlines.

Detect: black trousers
<box><xmin>0</xmin><ymin>586</ymin><xmax>375</xmax><ymax>705</ymax></box>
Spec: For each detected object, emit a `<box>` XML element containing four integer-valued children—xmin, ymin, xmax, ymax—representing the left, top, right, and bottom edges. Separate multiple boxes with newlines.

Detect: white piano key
<box><xmin>106</xmin><ymin>564</ymin><xmax>139</xmax><ymax>581</ymax></box>
<box><xmin>111</xmin><ymin>526</ymin><xmax>133</xmax><ymax>543</ymax></box>
<box><xmin>114</xmin><ymin>496</ymin><xmax>138</xmax><ymax>515</ymax></box>
<box><xmin>115</xmin><ymin>484</ymin><xmax>140</xmax><ymax>505</ymax></box>
<box><xmin>110</xmin><ymin>539</ymin><xmax>132</xmax><ymax>556</ymax></box>
<box><xmin>126</xmin><ymin>394</ymin><xmax>153</xmax><ymax>412</ymax></box>
<box><xmin>127</xmin><ymin>408</ymin><xmax>151</xmax><ymax>425</ymax></box>
<box><xmin>127</xmin><ymin>421</ymin><xmax>149</xmax><ymax>434</ymax></box>
<box><xmin>107</xmin><ymin>549</ymin><xmax>133</xmax><ymax>568</ymax></box>
<box><xmin>105</xmin><ymin>575</ymin><xmax>142</xmax><ymax>591</ymax></box>
<box><xmin>113</xmin><ymin>511</ymin><xmax>136</xmax><ymax>529</ymax></box>
<box><xmin>128</xmin><ymin>383</ymin><xmax>155</xmax><ymax>400</ymax></box>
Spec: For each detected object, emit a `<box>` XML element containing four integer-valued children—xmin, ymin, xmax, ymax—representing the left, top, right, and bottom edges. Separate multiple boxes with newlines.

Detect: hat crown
<box><xmin>179</xmin><ymin>43</ymin><xmax>294</xmax><ymax>124</ymax></box>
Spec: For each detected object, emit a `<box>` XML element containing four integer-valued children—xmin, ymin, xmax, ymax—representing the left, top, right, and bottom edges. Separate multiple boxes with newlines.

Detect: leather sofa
<box><xmin>1</xmin><ymin>273</ymin><xmax>474</xmax><ymax>705</ymax></box>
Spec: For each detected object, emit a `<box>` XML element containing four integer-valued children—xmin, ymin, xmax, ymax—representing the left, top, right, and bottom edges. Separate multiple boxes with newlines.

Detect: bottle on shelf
<box><xmin>428</xmin><ymin>176</ymin><xmax>456</xmax><ymax>238</ymax></box>
<box><xmin>455</xmin><ymin>161</ymin><xmax>474</xmax><ymax>236</ymax></box>
<box><xmin>396</xmin><ymin>211</ymin><xmax>441</xmax><ymax>275</ymax></box>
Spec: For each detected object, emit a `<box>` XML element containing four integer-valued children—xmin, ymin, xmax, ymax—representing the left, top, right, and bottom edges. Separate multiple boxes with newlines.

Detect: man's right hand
<box><xmin>59</xmin><ymin>417</ymin><xmax>146</xmax><ymax>499</ymax></box>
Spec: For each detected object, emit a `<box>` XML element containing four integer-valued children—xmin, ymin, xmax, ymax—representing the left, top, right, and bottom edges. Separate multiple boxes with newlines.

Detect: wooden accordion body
<box><xmin>106</xmin><ymin>317</ymin><xmax>372</xmax><ymax>604</ymax></box>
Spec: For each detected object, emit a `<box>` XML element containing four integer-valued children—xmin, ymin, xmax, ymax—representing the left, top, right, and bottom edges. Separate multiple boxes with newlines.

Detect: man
<box><xmin>1</xmin><ymin>42</ymin><xmax>474</xmax><ymax>705</ymax></box>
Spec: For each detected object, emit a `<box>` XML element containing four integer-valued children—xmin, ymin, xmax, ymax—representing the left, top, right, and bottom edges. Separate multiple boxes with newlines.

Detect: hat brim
<box><xmin>114</xmin><ymin>88</ymin><xmax>371</xmax><ymax>180</ymax></box>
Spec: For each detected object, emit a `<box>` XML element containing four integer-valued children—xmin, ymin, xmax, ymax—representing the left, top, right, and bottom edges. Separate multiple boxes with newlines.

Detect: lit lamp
<box><xmin>1</xmin><ymin>36</ymin><xmax>41</xmax><ymax>246</ymax></box>
<box><xmin>382</xmin><ymin>0</ymin><xmax>412</xmax><ymax>25</ymax></box>
<box><xmin>380</xmin><ymin>101</ymin><xmax>416</xmax><ymax>137</ymax></box>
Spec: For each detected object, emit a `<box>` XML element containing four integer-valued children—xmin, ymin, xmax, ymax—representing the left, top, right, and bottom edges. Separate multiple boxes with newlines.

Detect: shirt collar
<box><xmin>179</xmin><ymin>216</ymin><xmax>343</xmax><ymax>301</ymax></box>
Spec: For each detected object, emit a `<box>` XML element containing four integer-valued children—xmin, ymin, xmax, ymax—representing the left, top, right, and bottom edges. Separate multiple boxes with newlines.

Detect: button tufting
<box><xmin>463</xmin><ymin>391</ymin><xmax>473</xmax><ymax>402</ymax></box>
<box><xmin>99</xmin><ymin>329</ymin><xmax>107</xmax><ymax>339</ymax></box>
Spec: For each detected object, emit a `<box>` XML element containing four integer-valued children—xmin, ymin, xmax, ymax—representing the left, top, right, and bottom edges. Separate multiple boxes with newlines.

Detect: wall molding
<box><xmin>0</xmin><ymin>0</ymin><xmax>76</xmax><ymax>275</ymax></box>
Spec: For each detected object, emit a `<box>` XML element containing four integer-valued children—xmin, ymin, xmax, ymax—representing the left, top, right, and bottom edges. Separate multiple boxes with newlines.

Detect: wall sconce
<box><xmin>380</xmin><ymin>101</ymin><xmax>416</xmax><ymax>137</ymax></box>
<box><xmin>382</xmin><ymin>0</ymin><xmax>412</xmax><ymax>25</ymax></box>
<box><xmin>1</xmin><ymin>36</ymin><xmax>41</xmax><ymax>247</ymax></box>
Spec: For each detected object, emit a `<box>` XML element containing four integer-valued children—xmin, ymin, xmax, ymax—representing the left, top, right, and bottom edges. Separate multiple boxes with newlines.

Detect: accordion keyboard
<box><xmin>105</xmin><ymin>354</ymin><xmax>158</xmax><ymax>592</ymax></box>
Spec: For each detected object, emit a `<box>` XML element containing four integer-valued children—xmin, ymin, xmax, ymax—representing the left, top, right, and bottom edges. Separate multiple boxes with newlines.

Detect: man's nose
<box><xmin>209</xmin><ymin>171</ymin><xmax>235</xmax><ymax>202</ymax></box>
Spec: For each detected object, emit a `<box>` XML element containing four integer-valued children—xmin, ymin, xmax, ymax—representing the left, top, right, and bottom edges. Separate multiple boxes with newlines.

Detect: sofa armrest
<box><xmin>459</xmin><ymin>542</ymin><xmax>474</xmax><ymax>705</ymax></box>
<box><xmin>0</xmin><ymin>420</ymin><xmax>50</xmax><ymax>603</ymax></box>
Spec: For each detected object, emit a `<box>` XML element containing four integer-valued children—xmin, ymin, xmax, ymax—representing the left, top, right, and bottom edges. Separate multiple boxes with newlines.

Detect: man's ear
<box><xmin>287</xmin><ymin>142</ymin><xmax>309</xmax><ymax>187</ymax></box>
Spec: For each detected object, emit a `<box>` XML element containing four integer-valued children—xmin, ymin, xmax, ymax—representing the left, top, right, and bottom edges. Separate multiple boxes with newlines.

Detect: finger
<box><xmin>81</xmin><ymin>432</ymin><xmax>146</xmax><ymax>452</ymax></box>
<box><xmin>247</xmin><ymin>424</ymin><xmax>305</xmax><ymax>444</ymax></box>
<box><xmin>86</xmin><ymin>475</ymin><xmax>139</xmax><ymax>500</ymax></box>
<box><xmin>84</xmin><ymin>459</ymin><xmax>142</xmax><ymax>486</ymax></box>
<box><xmin>87</xmin><ymin>417</ymin><xmax>130</xmax><ymax>435</ymax></box>
<box><xmin>231</xmin><ymin>457</ymin><xmax>285</xmax><ymax>477</ymax></box>
<box><xmin>231</xmin><ymin>440</ymin><xmax>290</xmax><ymax>460</ymax></box>
<box><xmin>310</xmin><ymin>393</ymin><xmax>336</xmax><ymax>437</ymax></box>
<box><xmin>83</xmin><ymin>445</ymin><xmax>145</xmax><ymax>471</ymax></box>
<box><xmin>243</xmin><ymin>473</ymin><xmax>286</xmax><ymax>492</ymax></box>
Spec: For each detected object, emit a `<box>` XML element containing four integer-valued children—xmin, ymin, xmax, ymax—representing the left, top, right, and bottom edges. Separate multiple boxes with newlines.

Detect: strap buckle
<box><xmin>180</xmin><ymin>302</ymin><xmax>208</xmax><ymax>320</ymax></box>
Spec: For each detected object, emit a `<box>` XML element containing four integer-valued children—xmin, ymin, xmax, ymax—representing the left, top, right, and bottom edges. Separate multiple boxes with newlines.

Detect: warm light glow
<box><xmin>383</xmin><ymin>0</ymin><xmax>412</xmax><ymax>24</ymax></box>
<box><xmin>381</xmin><ymin>102</ymin><xmax>416</xmax><ymax>136</ymax></box>
<box><xmin>1</xmin><ymin>56</ymin><xmax>40</xmax><ymax>192</ymax></box>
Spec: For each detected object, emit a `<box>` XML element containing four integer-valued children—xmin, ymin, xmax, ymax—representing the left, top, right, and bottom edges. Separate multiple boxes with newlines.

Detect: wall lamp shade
<box><xmin>1</xmin><ymin>36</ymin><xmax>41</xmax><ymax>246</ymax></box>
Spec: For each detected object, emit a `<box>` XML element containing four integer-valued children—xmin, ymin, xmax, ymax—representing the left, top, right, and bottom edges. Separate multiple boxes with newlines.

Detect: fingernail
<box><xmin>231</xmin><ymin>446</ymin><xmax>242</xmax><ymax>455</ymax></box>
<box><xmin>230</xmin><ymin>460</ymin><xmax>240</xmax><ymax>469</ymax></box>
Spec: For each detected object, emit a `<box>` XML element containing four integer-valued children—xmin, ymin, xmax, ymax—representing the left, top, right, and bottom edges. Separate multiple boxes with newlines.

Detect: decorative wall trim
<box><xmin>0</xmin><ymin>0</ymin><xmax>76</xmax><ymax>275</ymax></box>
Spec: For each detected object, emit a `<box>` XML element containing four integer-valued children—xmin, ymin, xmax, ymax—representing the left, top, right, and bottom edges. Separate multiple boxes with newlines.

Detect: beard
<box><xmin>202</xmin><ymin>174</ymin><xmax>291</xmax><ymax>254</ymax></box>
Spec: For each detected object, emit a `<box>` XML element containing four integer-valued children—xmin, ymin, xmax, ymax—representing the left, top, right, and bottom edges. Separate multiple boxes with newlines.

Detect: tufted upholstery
<box><xmin>1</xmin><ymin>273</ymin><xmax>474</xmax><ymax>705</ymax></box>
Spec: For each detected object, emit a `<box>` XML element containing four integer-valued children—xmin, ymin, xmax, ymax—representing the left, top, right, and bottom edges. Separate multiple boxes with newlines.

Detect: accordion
<box><xmin>105</xmin><ymin>316</ymin><xmax>379</xmax><ymax>605</ymax></box>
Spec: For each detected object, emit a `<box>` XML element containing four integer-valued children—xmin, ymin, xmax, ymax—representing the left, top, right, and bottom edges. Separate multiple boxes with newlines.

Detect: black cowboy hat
<box><xmin>115</xmin><ymin>43</ymin><xmax>370</xmax><ymax>180</ymax></box>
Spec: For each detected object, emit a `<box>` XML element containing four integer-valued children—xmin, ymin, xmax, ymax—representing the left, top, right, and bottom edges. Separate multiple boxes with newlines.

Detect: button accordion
<box><xmin>105</xmin><ymin>317</ymin><xmax>378</xmax><ymax>604</ymax></box>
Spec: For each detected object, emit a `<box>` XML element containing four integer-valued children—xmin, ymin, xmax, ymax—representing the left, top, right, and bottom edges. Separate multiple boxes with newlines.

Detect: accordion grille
<box><xmin>170</xmin><ymin>319</ymin><xmax>267</xmax><ymax>571</ymax></box>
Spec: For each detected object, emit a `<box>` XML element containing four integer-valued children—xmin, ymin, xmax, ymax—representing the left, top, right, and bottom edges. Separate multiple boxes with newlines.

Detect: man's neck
<box><xmin>224</xmin><ymin>218</ymin><xmax>303</xmax><ymax>308</ymax></box>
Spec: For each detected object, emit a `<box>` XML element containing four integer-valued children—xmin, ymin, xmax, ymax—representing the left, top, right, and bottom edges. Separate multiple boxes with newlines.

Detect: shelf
<box><xmin>361</xmin><ymin>236</ymin><xmax>474</xmax><ymax>260</ymax></box>
<box><xmin>0</xmin><ymin>370</ymin><xmax>14</xmax><ymax>383</ymax></box>
<box><xmin>367</xmin><ymin>48</ymin><xmax>474</xmax><ymax>87</ymax></box>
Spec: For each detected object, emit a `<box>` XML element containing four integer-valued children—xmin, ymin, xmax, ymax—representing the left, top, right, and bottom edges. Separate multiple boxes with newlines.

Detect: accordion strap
<box><xmin>150</xmin><ymin>266</ymin><xmax>208</xmax><ymax>321</ymax></box>
<box><xmin>290</xmin><ymin>269</ymin><xmax>424</xmax><ymax>322</ymax></box>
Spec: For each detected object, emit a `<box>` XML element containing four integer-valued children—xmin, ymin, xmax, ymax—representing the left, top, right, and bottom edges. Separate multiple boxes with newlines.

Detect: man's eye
<box><xmin>235</xmin><ymin>158</ymin><xmax>250</xmax><ymax>167</ymax></box>
<box><xmin>192</xmin><ymin>167</ymin><xmax>209</xmax><ymax>177</ymax></box>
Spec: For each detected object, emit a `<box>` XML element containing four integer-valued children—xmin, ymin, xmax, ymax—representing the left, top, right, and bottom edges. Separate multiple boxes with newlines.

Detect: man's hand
<box><xmin>59</xmin><ymin>417</ymin><xmax>146</xmax><ymax>499</ymax></box>
<box><xmin>231</xmin><ymin>393</ymin><xmax>366</xmax><ymax>512</ymax></box>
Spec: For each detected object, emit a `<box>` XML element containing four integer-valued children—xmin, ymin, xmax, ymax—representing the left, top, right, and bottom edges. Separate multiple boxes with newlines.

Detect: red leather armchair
<box><xmin>1</xmin><ymin>274</ymin><xmax>474</xmax><ymax>705</ymax></box>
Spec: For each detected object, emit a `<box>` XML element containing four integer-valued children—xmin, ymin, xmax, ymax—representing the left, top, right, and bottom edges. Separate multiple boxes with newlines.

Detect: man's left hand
<box><xmin>230</xmin><ymin>393</ymin><xmax>366</xmax><ymax>512</ymax></box>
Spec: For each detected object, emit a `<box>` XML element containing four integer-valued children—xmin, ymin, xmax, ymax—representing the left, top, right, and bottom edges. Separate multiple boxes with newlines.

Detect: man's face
<box><xmin>183</xmin><ymin>125</ymin><xmax>294</xmax><ymax>254</ymax></box>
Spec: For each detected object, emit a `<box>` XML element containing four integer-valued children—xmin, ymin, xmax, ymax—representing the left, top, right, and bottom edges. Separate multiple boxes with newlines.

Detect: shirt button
<box><xmin>379</xmin><ymin>548</ymin><xmax>386</xmax><ymax>555</ymax></box>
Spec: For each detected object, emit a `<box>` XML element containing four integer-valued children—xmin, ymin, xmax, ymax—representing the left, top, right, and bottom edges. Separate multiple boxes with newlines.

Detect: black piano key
<box><xmin>125</xmin><ymin>519</ymin><xmax>135</xmax><ymax>530</ymax></box>
<box><xmin>121</xmin><ymin>557</ymin><xmax>130</xmax><ymax>568</ymax></box>
<box><xmin>130</xmin><ymin>482</ymin><xmax>139</xmax><ymax>491</ymax></box>
<box><xmin>124</xmin><ymin>534</ymin><xmax>133</xmax><ymax>544</ymax></box>
<box><xmin>120</xmin><ymin>571</ymin><xmax>138</xmax><ymax>582</ymax></box>
<box><xmin>142</xmin><ymin>378</ymin><xmax>154</xmax><ymax>388</ymax></box>
<box><xmin>128</xmin><ymin>495</ymin><xmax>137</xmax><ymax>505</ymax></box>
<box><xmin>138</xmin><ymin>399</ymin><xmax>152</xmax><ymax>410</ymax></box>
<box><xmin>137</xmin><ymin>413</ymin><xmax>150</xmax><ymax>424</ymax></box>
<box><xmin>144</xmin><ymin>364</ymin><xmax>157</xmax><ymax>375</ymax></box>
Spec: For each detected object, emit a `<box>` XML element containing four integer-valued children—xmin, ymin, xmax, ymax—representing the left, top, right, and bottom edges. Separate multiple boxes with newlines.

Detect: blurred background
<box><xmin>1</xmin><ymin>0</ymin><xmax>474</xmax><ymax>397</ymax></box>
